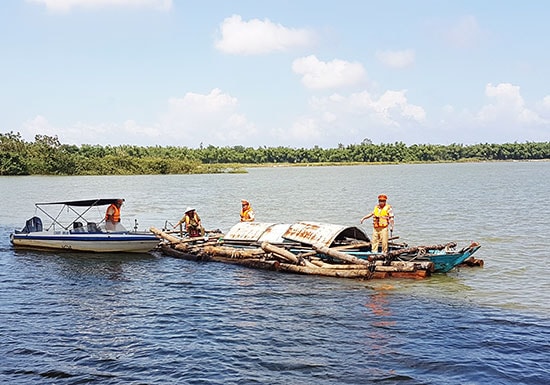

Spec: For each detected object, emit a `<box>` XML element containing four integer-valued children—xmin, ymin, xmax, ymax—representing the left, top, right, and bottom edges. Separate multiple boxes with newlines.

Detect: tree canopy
<box><xmin>1</xmin><ymin>131</ymin><xmax>548</xmax><ymax>176</ymax></box>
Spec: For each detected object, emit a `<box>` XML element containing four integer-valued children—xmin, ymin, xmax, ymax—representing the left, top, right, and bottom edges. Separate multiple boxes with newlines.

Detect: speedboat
<box><xmin>10</xmin><ymin>198</ymin><xmax>160</xmax><ymax>253</ymax></box>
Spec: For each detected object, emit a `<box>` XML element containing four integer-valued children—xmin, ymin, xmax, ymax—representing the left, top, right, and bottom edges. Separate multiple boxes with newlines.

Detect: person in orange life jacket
<box><xmin>360</xmin><ymin>194</ymin><xmax>394</xmax><ymax>253</ymax></box>
<box><xmin>174</xmin><ymin>207</ymin><xmax>204</xmax><ymax>237</ymax></box>
<box><xmin>105</xmin><ymin>199</ymin><xmax>124</xmax><ymax>231</ymax></box>
<box><xmin>240</xmin><ymin>199</ymin><xmax>255</xmax><ymax>222</ymax></box>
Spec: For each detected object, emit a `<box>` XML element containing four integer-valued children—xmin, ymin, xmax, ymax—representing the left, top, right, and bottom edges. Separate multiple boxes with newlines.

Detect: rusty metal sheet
<box><xmin>224</xmin><ymin>222</ymin><xmax>279</xmax><ymax>242</ymax></box>
<box><xmin>282</xmin><ymin>221</ymin><xmax>369</xmax><ymax>247</ymax></box>
<box><xmin>257</xmin><ymin>223</ymin><xmax>292</xmax><ymax>244</ymax></box>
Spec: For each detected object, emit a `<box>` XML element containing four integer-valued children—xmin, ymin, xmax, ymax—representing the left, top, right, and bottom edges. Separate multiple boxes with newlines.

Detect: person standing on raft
<box><xmin>360</xmin><ymin>194</ymin><xmax>394</xmax><ymax>253</ymax></box>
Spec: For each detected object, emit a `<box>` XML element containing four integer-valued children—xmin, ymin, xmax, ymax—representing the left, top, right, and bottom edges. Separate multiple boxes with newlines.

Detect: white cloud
<box><xmin>20</xmin><ymin>116</ymin><xmax>160</xmax><ymax>145</ymax></box>
<box><xmin>375</xmin><ymin>49</ymin><xmax>415</xmax><ymax>69</ymax></box>
<box><xmin>277</xmin><ymin>89</ymin><xmax>425</xmax><ymax>146</ymax></box>
<box><xmin>18</xmin><ymin>89</ymin><xmax>255</xmax><ymax>146</ymax></box>
<box><xmin>215</xmin><ymin>15</ymin><xmax>315</xmax><ymax>55</ymax></box>
<box><xmin>21</xmin><ymin>115</ymin><xmax>57</xmax><ymax>138</ymax></box>
<box><xmin>477</xmin><ymin>83</ymin><xmax>546</xmax><ymax>125</ymax></box>
<box><xmin>161</xmin><ymin>88</ymin><xmax>256</xmax><ymax>145</ymax></box>
<box><xmin>279</xmin><ymin>117</ymin><xmax>323</xmax><ymax>142</ymax></box>
<box><xmin>292</xmin><ymin>55</ymin><xmax>366</xmax><ymax>90</ymax></box>
<box><xmin>17</xmin><ymin>83</ymin><xmax>548</xmax><ymax>149</ymax></box>
<box><xmin>373</xmin><ymin>90</ymin><xmax>427</xmax><ymax>124</ymax></box>
<box><xmin>536</xmin><ymin>96</ymin><xmax>550</xmax><ymax>120</ymax></box>
<box><xmin>27</xmin><ymin>0</ymin><xmax>172</xmax><ymax>13</ymax></box>
<box><xmin>433</xmin><ymin>83</ymin><xmax>549</xmax><ymax>144</ymax></box>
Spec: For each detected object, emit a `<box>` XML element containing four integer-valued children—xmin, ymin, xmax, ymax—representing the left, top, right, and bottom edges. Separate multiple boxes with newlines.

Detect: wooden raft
<box><xmin>150</xmin><ymin>227</ymin><xmax>434</xmax><ymax>280</ymax></box>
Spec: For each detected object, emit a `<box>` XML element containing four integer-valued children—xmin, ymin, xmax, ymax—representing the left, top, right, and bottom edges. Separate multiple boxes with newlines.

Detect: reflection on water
<box><xmin>13</xmin><ymin>249</ymin><xmax>156</xmax><ymax>281</ymax></box>
<box><xmin>365</xmin><ymin>290</ymin><xmax>395</xmax><ymax>327</ymax></box>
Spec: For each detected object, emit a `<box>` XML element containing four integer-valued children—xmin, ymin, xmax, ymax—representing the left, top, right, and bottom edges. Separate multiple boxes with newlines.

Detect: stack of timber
<box><xmin>150</xmin><ymin>226</ymin><xmax>435</xmax><ymax>280</ymax></box>
<box><xmin>222</xmin><ymin>222</ymin><xmax>481</xmax><ymax>272</ymax></box>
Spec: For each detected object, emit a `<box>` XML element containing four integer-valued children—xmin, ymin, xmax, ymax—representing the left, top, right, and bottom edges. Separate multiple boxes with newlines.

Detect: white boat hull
<box><xmin>11</xmin><ymin>231</ymin><xmax>160</xmax><ymax>253</ymax></box>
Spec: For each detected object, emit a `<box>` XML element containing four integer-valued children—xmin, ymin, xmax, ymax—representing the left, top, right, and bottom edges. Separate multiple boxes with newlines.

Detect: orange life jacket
<box><xmin>240</xmin><ymin>207</ymin><xmax>254</xmax><ymax>222</ymax></box>
<box><xmin>105</xmin><ymin>204</ymin><xmax>121</xmax><ymax>222</ymax></box>
<box><xmin>185</xmin><ymin>212</ymin><xmax>200</xmax><ymax>229</ymax></box>
<box><xmin>373</xmin><ymin>204</ymin><xmax>392</xmax><ymax>228</ymax></box>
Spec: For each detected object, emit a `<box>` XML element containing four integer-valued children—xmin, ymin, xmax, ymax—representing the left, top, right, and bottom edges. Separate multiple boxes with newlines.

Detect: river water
<box><xmin>0</xmin><ymin>162</ymin><xmax>549</xmax><ymax>384</ymax></box>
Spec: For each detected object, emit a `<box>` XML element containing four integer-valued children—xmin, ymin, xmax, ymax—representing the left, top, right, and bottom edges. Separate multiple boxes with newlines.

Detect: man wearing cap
<box><xmin>360</xmin><ymin>194</ymin><xmax>394</xmax><ymax>253</ymax></box>
<box><xmin>174</xmin><ymin>207</ymin><xmax>204</xmax><ymax>237</ymax></box>
<box><xmin>240</xmin><ymin>199</ymin><xmax>255</xmax><ymax>222</ymax></box>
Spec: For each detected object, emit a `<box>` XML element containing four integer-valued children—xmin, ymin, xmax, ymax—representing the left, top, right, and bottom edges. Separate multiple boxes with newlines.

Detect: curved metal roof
<box><xmin>224</xmin><ymin>221</ymin><xmax>369</xmax><ymax>247</ymax></box>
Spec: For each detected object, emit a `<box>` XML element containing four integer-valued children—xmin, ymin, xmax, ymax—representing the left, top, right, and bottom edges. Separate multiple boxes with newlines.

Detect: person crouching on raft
<box><xmin>174</xmin><ymin>207</ymin><xmax>204</xmax><ymax>237</ymax></box>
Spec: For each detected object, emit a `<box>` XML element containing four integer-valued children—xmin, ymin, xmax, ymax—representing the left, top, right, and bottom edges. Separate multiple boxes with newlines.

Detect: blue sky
<box><xmin>1</xmin><ymin>0</ymin><xmax>549</xmax><ymax>148</ymax></box>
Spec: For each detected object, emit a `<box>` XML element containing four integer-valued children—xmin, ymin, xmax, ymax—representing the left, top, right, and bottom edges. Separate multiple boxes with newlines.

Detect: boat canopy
<box><xmin>224</xmin><ymin>221</ymin><xmax>369</xmax><ymax>247</ymax></box>
<box><xmin>36</xmin><ymin>199</ymin><xmax>124</xmax><ymax>207</ymax></box>
<box><xmin>29</xmin><ymin>198</ymin><xmax>126</xmax><ymax>231</ymax></box>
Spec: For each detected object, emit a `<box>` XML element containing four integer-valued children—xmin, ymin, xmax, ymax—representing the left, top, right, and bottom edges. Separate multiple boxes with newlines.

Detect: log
<box><xmin>261</xmin><ymin>242</ymin><xmax>300</xmax><ymax>263</ymax></box>
<box><xmin>297</xmin><ymin>241</ymin><xmax>374</xmax><ymax>259</ymax></box>
<box><xmin>159</xmin><ymin>244</ymin><xmax>431</xmax><ymax>280</ymax></box>
<box><xmin>150</xmin><ymin>226</ymin><xmax>185</xmax><ymax>244</ymax></box>
<box><xmin>261</xmin><ymin>242</ymin><xmax>319</xmax><ymax>268</ymax></box>
<box><xmin>273</xmin><ymin>262</ymin><xmax>374</xmax><ymax>279</ymax></box>
<box><xmin>305</xmin><ymin>257</ymin><xmax>432</xmax><ymax>273</ymax></box>
<box><xmin>460</xmin><ymin>256</ymin><xmax>484</xmax><ymax>267</ymax></box>
<box><xmin>331</xmin><ymin>236</ymin><xmax>398</xmax><ymax>251</ymax></box>
<box><xmin>274</xmin><ymin>262</ymin><xmax>430</xmax><ymax>279</ymax></box>
<box><xmin>201</xmin><ymin>245</ymin><xmax>265</xmax><ymax>259</ymax></box>
<box><xmin>150</xmin><ymin>226</ymin><xmax>222</xmax><ymax>245</ymax></box>
<box><xmin>313</xmin><ymin>243</ymin><xmax>373</xmax><ymax>266</ymax></box>
<box><xmin>309</xmin><ymin>260</ymin><xmax>372</xmax><ymax>270</ymax></box>
<box><xmin>371</xmin><ymin>270</ymin><xmax>430</xmax><ymax>279</ymax></box>
<box><xmin>298</xmin><ymin>237</ymin><xmax>401</xmax><ymax>258</ymax></box>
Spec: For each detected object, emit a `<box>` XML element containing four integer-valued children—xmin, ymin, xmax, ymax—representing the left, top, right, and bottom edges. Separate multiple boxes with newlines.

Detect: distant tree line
<box><xmin>1</xmin><ymin>131</ymin><xmax>549</xmax><ymax>176</ymax></box>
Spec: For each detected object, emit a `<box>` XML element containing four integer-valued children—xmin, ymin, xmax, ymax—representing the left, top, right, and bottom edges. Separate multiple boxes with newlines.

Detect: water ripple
<box><xmin>1</xmin><ymin>163</ymin><xmax>550</xmax><ymax>384</ymax></box>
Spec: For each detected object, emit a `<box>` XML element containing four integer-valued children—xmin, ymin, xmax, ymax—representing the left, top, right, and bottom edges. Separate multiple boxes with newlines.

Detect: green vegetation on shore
<box><xmin>1</xmin><ymin>131</ymin><xmax>549</xmax><ymax>176</ymax></box>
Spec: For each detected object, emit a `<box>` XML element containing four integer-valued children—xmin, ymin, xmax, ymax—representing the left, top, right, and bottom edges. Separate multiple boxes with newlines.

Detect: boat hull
<box><xmin>424</xmin><ymin>246</ymin><xmax>481</xmax><ymax>273</ymax></box>
<box><xmin>10</xmin><ymin>232</ymin><xmax>160</xmax><ymax>253</ymax></box>
<box><xmin>345</xmin><ymin>245</ymin><xmax>482</xmax><ymax>273</ymax></box>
